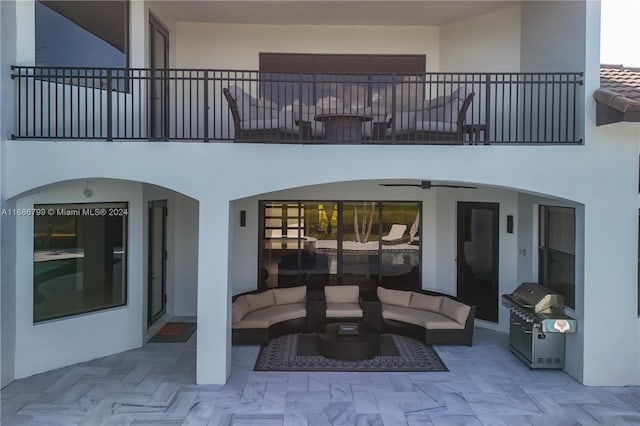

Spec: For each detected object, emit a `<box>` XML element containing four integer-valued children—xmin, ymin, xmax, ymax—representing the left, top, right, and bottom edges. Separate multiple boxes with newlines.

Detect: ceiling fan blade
<box><xmin>431</xmin><ymin>184</ymin><xmax>477</xmax><ymax>189</ymax></box>
<box><xmin>380</xmin><ymin>180</ymin><xmax>477</xmax><ymax>189</ymax></box>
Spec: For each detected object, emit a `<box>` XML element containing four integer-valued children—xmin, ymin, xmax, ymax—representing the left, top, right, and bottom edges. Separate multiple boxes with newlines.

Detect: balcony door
<box><xmin>149</xmin><ymin>14</ymin><xmax>169</xmax><ymax>140</ymax></box>
<box><xmin>148</xmin><ymin>200</ymin><xmax>167</xmax><ymax>327</ymax></box>
<box><xmin>457</xmin><ymin>202</ymin><xmax>499</xmax><ymax>322</ymax></box>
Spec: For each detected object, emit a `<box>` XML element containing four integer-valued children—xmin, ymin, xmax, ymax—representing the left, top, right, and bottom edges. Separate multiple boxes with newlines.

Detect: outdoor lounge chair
<box><xmin>413</xmin><ymin>90</ymin><xmax>476</xmax><ymax>143</ymax></box>
<box><xmin>223</xmin><ymin>86</ymin><xmax>308</xmax><ymax>142</ymax></box>
<box><xmin>383</xmin><ymin>87</ymin><xmax>476</xmax><ymax>144</ymax></box>
<box><xmin>381</xmin><ymin>224</ymin><xmax>408</xmax><ymax>245</ymax></box>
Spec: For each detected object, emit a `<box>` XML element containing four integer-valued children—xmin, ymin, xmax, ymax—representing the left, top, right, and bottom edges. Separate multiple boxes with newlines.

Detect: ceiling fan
<box><xmin>379</xmin><ymin>180</ymin><xmax>477</xmax><ymax>189</ymax></box>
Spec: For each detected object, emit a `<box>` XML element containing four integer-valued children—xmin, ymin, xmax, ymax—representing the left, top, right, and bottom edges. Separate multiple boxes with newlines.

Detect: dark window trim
<box><xmin>33</xmin><ymin>201</ymin><xmax>129</xmax><ymax>323</ymax></box>
<box><xmin>258</xmin><ymin>199</ymin><xmax>422</xmax><ymax>291</ymax></box>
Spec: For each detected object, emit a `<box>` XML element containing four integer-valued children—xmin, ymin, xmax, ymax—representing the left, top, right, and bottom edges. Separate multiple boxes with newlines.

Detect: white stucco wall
<box><xmin>174</xmin><ymin>23</ymin><xmax>439</xmax><ymax>71</ymax></box>
<box><xmin>172</xmin><ymin>193</ymin><xmax>198</xmax><ymax>316</ymax></box>
<box><xmin>439</xmin><ymin>6</ymin><xmax>522</xmax><ymax>72</ymax></box>
<box><xmin>520</xmin><ymin>1</ymin><xmax>587</xmax><ymax>72</ymax></box>
<box><xmin>12</xmin><ymin>179</ymin><xmax>145</xmax><ymax>379</ymax></box>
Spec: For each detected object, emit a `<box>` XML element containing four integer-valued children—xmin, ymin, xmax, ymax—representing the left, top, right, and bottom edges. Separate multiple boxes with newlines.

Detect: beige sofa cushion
<box><xmin>326</xmin><ymin>302</ymin><xmax>363</xmax><ymax>318</ymax></box>
<box><xmin>325</xmin><ymin>285</ymin><xmax>359</xmax><ymax>303</ymax></box>
<box><xmin>381</xmin><ymin>304</ymin><xmax>463</xmax><ymax>330</ymax></box>
<box><xmin>232</xmin><ymin>303</ymin><xmax>306</xmax><ymax>329</ymax></box>
<box><xmin>273</xmin><ymin>286</ymin><xmax>306</xmax><ymax>305</ymax></box>
<box><xmin>245</xmin><ymin>290</ymin><xmax>275</xmax><ymax>312</ymax></box>
<box><xmin>377</xmin><ymin>287</ymin><xmax>411</xmax><ymax>307</ymax></box>
<box><xmin>422</xmin><ymin>310</ymin><xmax>465</xmax><ymax>330</ymax></box>
<box><xmin>232</xmin><ymin>295</ymin><xmax>250</xmax><ymax>324</ymax></box>
<box><xmin>409</xmin><ymin>292</ymin><xmax>443</xmax><ymax>312</ymax></box>
<box><xmin>439</xmin><ymin>297</ymin><xmax>471</xmax><ymax>325</ymax></box>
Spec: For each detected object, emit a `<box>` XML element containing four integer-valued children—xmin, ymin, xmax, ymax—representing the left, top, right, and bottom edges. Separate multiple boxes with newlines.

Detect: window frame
<box><xmin>538</xmin><ymin>205</ymin><xmax>576</xmax><ymax>309</ymax></box>
<box><xmin>35</xmin><ymin>0</ymin><xmax>131</xmax><ymax>92</ymax></box>
<box><xmin>258</xmin><ymin>199</ymin><xmax>422</xmax><ymax>291</ymax></box>
<box><xmin>33</xmin><ymin>202</ymin><xmax>129</xmax><ymax>323</ymax></box>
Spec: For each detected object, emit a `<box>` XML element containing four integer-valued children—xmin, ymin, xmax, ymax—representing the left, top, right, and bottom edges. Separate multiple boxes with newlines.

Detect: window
<box><xmin>259</xmin><ymin>201</ymin><xmax>421</xmax><ymax>291</ymax></box>
<box><xmin>33</xmin><ymin>203</ymin><xmax>128</xmax><ymax>322</ymax></box>
<box><xmin>538</xmin><ymin>205</ymin><xmax>575</xmax><ymax>309</ymax></box>
<box><xmin>36</xmin><ymin>1</ymin><xmax>128</xmax><ymax>68</ymax></box>
<box><xmin>35</xmin><ymin>1</ymin><xmax>129</xmax><ymax>90</ymax></box>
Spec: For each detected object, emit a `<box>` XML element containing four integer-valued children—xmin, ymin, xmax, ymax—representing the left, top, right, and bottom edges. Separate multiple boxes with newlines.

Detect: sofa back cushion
<box><xmin>245</xmin><ymin>290</ymin><xmax>275</xmax><ymax>311</ymax></box>
<box><xmin>273</xmin><ymin>286</ymin><xmax>307</xmax><ymax>305</ymax></box>
<box><xmin>439</xmin><ymin>297</ymin><xmax>471</xmax><ymax>325</ymax></box>
<box><xmin>325</xmin><ymin>285</ymin><xmax>359</xmax><ymax>303</ymax></box>
<box><xmin>425</xmin><ymin>87</ymin><xmax>468</xmax><ymax>123</ymax></box>
<box><xmin>228</xmin><ymin>85</ymin><xmax>277</xmax><ymax>122</ymax></box>
<box><xmin>409</xmin><ymin>292</ymin><xmax>443</xmax><ymax>312</ymax></box>
<box><xmin>377</xmin><ymin>287</ymin><xmax>411</xmax><ymax>307</ymax></box>
<box><xmin>232</xmin><ymin>295</ymin><xmax>250</xmax><ymax>323</ymax></box>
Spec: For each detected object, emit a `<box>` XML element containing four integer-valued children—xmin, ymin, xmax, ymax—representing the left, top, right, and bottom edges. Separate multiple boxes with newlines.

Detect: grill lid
<box><xmin>510</xmin><ymin>282</ymin><xmax>564</xmax><ymax>313</ymax></box>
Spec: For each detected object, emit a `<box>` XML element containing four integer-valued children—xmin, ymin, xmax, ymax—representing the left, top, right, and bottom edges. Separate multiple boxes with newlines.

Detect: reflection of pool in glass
<box><xmin>34</xmin><ymin>254</ymin><xmax>125</xmax><ymax>322</ymax></box>
<box><xmin>330</xmin><ymin>251</ymin><xmax>419</xmax><ymax>275</ymax></box>
<box><xmin>34</xmin><ymin>253</ymin><xmax>123</xmax><ymax>285</ymax></box>
<box><xmin>34</xmin><ymin>258</ymin><xmax>82</xmax><ymax>285</ymax></box>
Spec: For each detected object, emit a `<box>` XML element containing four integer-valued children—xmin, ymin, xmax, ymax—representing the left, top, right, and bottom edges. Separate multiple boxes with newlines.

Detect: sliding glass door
<box><xmin>259</xmin><ymin>200</ymin><xmax>420</xmax><ymax>291</ymax></box>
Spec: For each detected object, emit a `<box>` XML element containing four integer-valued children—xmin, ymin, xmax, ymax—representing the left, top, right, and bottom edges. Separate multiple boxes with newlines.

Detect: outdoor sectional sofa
<box><xmin>232</xmin><ymin>285</ymin><xmax>310</xmax><ymax>344</ymax></box>
<box><xmin>232</xmin><ymin>284</ymin><xmax>475</xmax><ymax>346</ymax></box>
<box><xmin>376</xmin><ymin>286</ymin><xmax>476</xmax><ymax>346</ymax></box>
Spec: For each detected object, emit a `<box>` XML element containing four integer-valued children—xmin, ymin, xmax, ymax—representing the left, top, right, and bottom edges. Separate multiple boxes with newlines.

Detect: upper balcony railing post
<box><xmin>106</xmin><ymin>69</ymin><xmax>113</xmax><ymax>141</ymax></box>
<box><xmin>484</xmin><ymin>73</ymin><xmax>491</xmax><ymax>144</ymax></box>
<box><xmin>390</xmin><ymin>73</ymin><xmax>396</xmax><ymax>141</ymax></box>
<box><xmin>203</xmin><ymin>71</ymin><xmax>209</xmax><ymax>142</ymax></box>
<box><xmin>298</xmin><ymin>74</ymin><xmax>303</xmax><ymax>143</ymax></box>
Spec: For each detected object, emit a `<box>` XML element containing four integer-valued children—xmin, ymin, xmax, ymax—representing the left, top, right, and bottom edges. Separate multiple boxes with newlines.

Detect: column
<box><xmin>196</xmin><ymin>198</ymin><xmax>231</xmax><ymax>384</ymax></box>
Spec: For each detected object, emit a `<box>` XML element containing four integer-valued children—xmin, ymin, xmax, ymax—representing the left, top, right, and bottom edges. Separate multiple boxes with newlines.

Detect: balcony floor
<box><xmin>1</xmin><ymin>327</ymin><xmax>639</xmax><ymax>425</ymax></box>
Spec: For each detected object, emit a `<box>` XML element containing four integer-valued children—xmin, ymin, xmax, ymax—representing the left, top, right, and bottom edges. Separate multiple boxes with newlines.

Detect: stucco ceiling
<box><xmin>150</xmin><ymin>1</ymin><xmax>521</xmax><ymax>26</ymax></box>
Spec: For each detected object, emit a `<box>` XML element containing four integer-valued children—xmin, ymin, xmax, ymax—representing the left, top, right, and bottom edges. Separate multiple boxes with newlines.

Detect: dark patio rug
<box><xmin>149</xmin><ymin>322</ymin><xmax>196</xmax><ymax>343</ymax></box>
<box><xmin>254</xmin><ymin>333</ymin><xmax>448</xmax><ymax>372</ymax></box>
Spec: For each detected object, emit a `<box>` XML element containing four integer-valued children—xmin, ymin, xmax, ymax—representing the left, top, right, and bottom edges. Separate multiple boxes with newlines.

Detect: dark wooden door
<box><xmin>456</xmin><ymin>202</ymin><xmax>499</xmax><ymax>322</ymax></box>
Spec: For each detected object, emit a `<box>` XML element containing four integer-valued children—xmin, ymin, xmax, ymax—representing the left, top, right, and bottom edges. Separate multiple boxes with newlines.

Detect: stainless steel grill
<box><xmin>502</xmin><ymin>282</ymin><xmax>576</xmax><ymax>369</ymax></box>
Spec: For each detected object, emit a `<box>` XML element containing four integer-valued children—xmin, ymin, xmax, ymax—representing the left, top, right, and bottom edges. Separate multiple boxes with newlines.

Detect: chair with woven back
<box><xmin>222</xmin><ymin>86</ymin><xmax>308</xmax><ymax>142</ymax></box>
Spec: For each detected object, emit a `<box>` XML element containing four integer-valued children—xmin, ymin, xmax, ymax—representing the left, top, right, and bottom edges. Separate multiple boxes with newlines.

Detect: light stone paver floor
<box><xmin>2</xmin><ymin>328</ymin><xmax>640</xmax><ymax>425</ymax></box>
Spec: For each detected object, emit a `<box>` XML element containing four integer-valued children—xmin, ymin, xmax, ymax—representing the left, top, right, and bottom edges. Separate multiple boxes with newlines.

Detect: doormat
<box><xmin>149</xmin><ymin>322</ymin><xmax>196</xmax><ymax>343</ymax></box>
<box><xmin>254</xmin><ymin>333</ymin><xmax>448</xmax><ymax>372</ymax></box>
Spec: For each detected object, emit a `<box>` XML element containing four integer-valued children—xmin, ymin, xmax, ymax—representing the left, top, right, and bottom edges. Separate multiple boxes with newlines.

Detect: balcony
<box><xmin>11</xmin><ymin>66</ymin><xmax>583</xmax><ymax>144</ymax></box>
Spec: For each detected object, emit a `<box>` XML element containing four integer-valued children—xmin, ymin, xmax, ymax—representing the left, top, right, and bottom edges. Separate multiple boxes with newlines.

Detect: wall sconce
<box><xmin>83</xmin><ymin>181</ymin><xmax>93</xmax><ymax>198</ymax></box>
<box><xmin>240</xmin><ymin>210</ymin><xmax>246</xmax><ymax>227</ymax></box>
<box><xmin>507</xmin><ymin>215</ymin><xmax>514</xmax><ymax>233</ymax></box>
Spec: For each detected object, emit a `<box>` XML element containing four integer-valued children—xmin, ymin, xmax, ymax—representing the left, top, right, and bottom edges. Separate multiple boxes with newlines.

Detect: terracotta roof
<box><xmin>594</xmin><ymin>65</ymin><xmax>640</xmax><ymax>115</ymax></box>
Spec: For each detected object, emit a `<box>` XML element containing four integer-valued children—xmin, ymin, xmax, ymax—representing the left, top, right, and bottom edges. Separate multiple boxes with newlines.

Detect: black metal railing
<box><xmin>10</xmin><ymin>66</ymin><xmax>584</xmax><ymax>144</ymax></box>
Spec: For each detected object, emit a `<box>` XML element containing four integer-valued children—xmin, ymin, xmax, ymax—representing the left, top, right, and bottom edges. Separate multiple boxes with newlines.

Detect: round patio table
<box><xmin>315</xmin><ymin>113</ymin><xmax>372</xmax><ymax>142</ymax></box>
